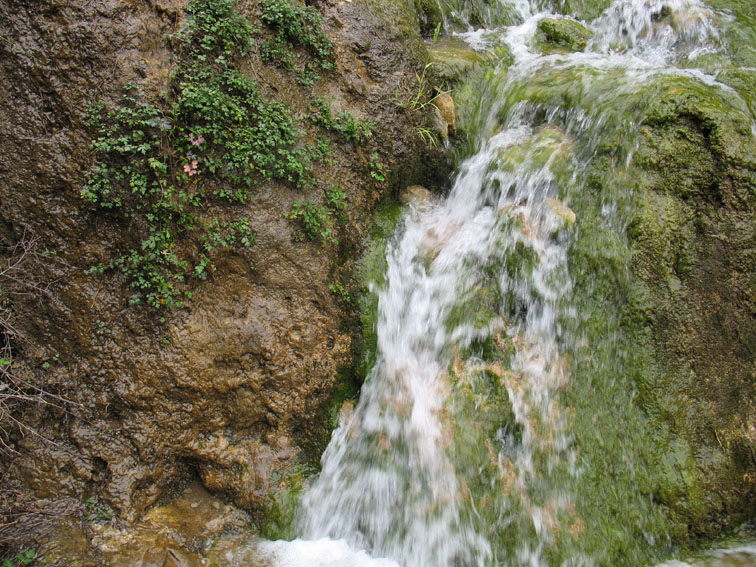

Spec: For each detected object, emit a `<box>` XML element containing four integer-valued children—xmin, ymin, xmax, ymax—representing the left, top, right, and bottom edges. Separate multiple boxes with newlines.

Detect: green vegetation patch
<box><xmin>287</xmin><ymin>183</ymin><xmax>347</xmax><ymax>246</ymax></box>
<box><xmin>309</xmin><ymin>99</ymin><xmax>374</xmax><ymax>143</ymax></box>
<box><xmin>259</xmin><ymin>0</ymin><xmax>334</xmax><ymax>85</ymax></box>
<box><xmin>83</xmin><ymin>0</ymin><xmax>339</xmax><ymax>309</ymax></box>
<box><xmin>354</xmin><ymin>198</ymin><xmax>404</xmax><ymax>381</ymax></box>
<box><xmin>535</xmin><ymin>17</ymin><xmax>593</xmax><ymax>53</ymax></box>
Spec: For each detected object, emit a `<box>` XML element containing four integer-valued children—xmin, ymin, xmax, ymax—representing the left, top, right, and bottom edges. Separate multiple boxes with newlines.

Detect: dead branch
<box><xmin>0</xmin><ymin>227</ymin><xmax>79</xmax><ymax>456</ymax></box>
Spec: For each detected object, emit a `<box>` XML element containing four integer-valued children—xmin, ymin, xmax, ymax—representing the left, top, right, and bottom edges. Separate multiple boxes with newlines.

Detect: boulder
<box><xmin>536</xmin><ymin>17</ymin><xmax>593</xmax><ymax>53</ymax></box>
<box><xmin>400</xmin><ymin>185</ymin><xmax>432</xmax><ymax>206</ymax></box>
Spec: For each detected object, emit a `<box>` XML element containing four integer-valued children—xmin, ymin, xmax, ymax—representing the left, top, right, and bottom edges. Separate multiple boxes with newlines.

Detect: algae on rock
<box><xmin>535</xmin><ymin>17</ymin><xmax>593</xmax><ymax>53</ymax></box>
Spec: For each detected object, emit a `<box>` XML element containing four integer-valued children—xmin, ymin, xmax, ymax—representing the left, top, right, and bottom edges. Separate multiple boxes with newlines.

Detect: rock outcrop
<box><xmin>0</xmin><ymin>0</ymin><xmax>446</xmax><ymax>544</ymax></box>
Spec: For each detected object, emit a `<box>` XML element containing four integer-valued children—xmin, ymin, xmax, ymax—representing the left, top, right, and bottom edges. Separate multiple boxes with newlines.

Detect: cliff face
<box><xmin>4</xmin><ymin>0</ymin><xmax>756</xmax><ymax>564</ymax></box>
<box><xmin>0</xmin><ymin>0</ymin><xmax>443</xmax><ymax>536</ymax></box>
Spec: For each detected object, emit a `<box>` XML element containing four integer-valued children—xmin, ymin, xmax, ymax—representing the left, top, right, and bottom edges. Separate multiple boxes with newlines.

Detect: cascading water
<box><xmin>253</xmin><ymin>1</ymin><xmax>755</xmax><ymax>566</ymax></box>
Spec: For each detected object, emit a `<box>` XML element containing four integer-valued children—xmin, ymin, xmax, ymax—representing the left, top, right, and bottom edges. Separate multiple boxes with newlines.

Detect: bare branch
<box><xmin>0</xmin><ymin>228</ymin><xmax>78</xmax><ymax>456</ymax></box>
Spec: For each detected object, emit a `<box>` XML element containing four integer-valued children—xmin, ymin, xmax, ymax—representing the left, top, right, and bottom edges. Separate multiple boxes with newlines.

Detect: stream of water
<box><xmin>252</xmin><ymin>1</ymin><xmax>754</xmax><ymax>566</ymax></box>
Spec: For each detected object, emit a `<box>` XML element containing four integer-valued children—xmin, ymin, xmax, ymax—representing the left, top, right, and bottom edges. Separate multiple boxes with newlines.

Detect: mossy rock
<box><xmin>429</xmin><ymin>37</ymin><xmax>510</xmax><ymax>82</ymax></box>
<box><xmin>259</xmin><ymin>466</ymin><xmax>312</xmax><ymax>540</ymax></box>
<box><xmin>488</xmin><ymin>125</ymin><xmax>571</xmax><ymax>175</ymax></box>
<box><xmin>566</xmin><ymin>72</ymin><xmax>756</xmax><ymax>550</ymax></box>
<box><xmin>435</xmin><ymin>0</ymin><xmax>529</xmax><ymax>32</ymax></box>
<box><xmin>717</xmin><ymin>68</ymin><xmax>756</xmax><ymax>121</ymax></box>
<box><xmin>556</xmin><ymin>0</ymin><xmax>612</xmax><ymax>21</ymax></box>
<box><xmin>365</xmin><ymin>0</ymin><xmax>425</xmax><ymax>54</ymax></box>
<box><xmin>706</xmin><ymin>0</ymin><xmax>756</xmax><ymax>67</ymax></box>
<box><xmin>535</xmin><ymin>17</ymin><xmax>593</xmax><ymax>53</ymax></box>
<box><xmin>413</xmin><ymin>0</ymin><xmax>443</xmax><ymax>36</ymax></box>
<box><xmin>355</xmin><ymin>198</ymin><xmax>404</xmax><ymax>380</ymax></box>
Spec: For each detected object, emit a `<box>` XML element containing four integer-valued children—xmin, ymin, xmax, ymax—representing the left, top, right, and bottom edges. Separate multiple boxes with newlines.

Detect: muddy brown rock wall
<box><xmin>0</xmin><ymin>0</ymin><xmax>442</xmax><ymax>524</ymax></box>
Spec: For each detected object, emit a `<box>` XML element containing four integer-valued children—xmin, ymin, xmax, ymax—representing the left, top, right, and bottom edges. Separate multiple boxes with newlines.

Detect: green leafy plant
<box><xmin>3</xmin><ymin>549</ymin><xmax>36</xmax><ymax>567</ymax></box>
<box><xmin>369</xmin><ymin>153</ymin><xmax>389</xmax><ymax>182</ymax></box>
<box><xmin>329</xmin><ymin>283</ymin><xmax>351</xmax><ymax>303</ymax></box>
<box><xmin>287</xmin><ymin>181</ymin><xmax>349</xmax><ymax>244</ymax></box>
<box><xmin>259</xmin><ymin>0</ymin><xmax>333</xmax><ymax>85</ymax></box>
<box><xmin>83</xmin><ymin>0</ymin><xmax>322</xmax><ymax>309</ymax></box>
<box><xmin>416</xmin><ymin>126</ymin><xmax>439</xmax><ymax>148</ymax></box>
<box><xmin>325</xmin><ymin>182</ymin><xmax>347</xmax><ymax>212</ymax></box>
<box><xmin>288</xmin><ymin>200</ymin><xmax>335</xmax><ymax>245</ymax></box>
<box><xmin>395</xmin><ymin>62</ymin><xmax>453</xmax><ymax>118</ymax></box>
<box><xmin>310</xmin><ymin>99</ymin><xmax>374</xmax><ymax>142</ymax></box>
<box><xmin>84</xmin><ymin>496</ymin><xmax>113</xmax><ymax>521</ymax></box>
<box><xmin>396</xmin><ymin>62</ymin><xmax>436</xmax><ymax>112</ymax></box>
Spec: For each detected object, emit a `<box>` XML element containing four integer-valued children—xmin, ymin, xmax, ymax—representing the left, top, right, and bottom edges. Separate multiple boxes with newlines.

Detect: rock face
<box><xmin>628</xmin><ymin>83</ymin><xmax>756</xmax><ymax>539</ymax></box>
<box><xmin>399</xmin><ymin>185</ymin><xmax>432</xmax><ymax>206</ymax></box>
<box><xmin>562</xmin><ymin>74</ymin><xmax>756</xmax><ymax>550</ymax></box>
<box><xmin>432</xmin><ymin>91</ymin><xmax>457</xmax><ymax>136</ymax></box>
<box><xmin>0</xmin><ymin>0</ymin><xmax>445</xmax><ymax>538</ymax></box>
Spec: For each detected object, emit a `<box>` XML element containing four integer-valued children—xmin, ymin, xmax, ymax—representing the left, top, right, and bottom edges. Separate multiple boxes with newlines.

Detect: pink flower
<box><xmin>189</xmin><ymin>133</ymin><xmax>205</xmax><ymax>146</ymax></box>
<box><xmin>183</xmin><ymin>160</ymin><xmax>199</xmax><ymax>176</ymax></box>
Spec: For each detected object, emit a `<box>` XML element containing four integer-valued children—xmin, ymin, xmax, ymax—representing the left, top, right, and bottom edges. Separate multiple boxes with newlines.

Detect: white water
<box><xmin>253</xmin><ymin>1</ymin><xmax>748</xmax><ymax>566</ymax></box>
<box><xmin>656</xmin><ymin>545</ymin><xmax>756</xmax><ymax>567</ymax></box>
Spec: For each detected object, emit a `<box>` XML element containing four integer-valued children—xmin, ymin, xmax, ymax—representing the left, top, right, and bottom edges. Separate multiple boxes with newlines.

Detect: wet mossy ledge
<box><xmin>556</xmin><ymin>76</ymin><xmax>756</xmax><ymax>558</ymax></box>
<box><xmin>535</xmin><ymin>17</ymin><xmax>593</xmax><ymax>53</ymax></box>
<box><xmin>440</xmin><ymin>31</ymin><xmax>756</xmax><ymax>562</ymax></box>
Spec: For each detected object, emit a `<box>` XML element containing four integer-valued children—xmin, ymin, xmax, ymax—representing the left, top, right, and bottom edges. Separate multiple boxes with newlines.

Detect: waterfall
<box><xmin>254</xmin><ymin>1</ymin><xmax>753</xmax><ymax>566</ymax></box>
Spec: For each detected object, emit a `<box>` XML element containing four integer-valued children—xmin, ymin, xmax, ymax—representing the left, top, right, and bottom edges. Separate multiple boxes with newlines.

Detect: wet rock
<box><xmin>432</xmin><ymin>104</ymin><xmax>449</xmax><ymax>141</ymax></box>
<box><xmin>40</xmin><ymin>482</ymin><xmax>249</xmax><ymax>566</ymax></box>
<box><xmin>545</xmin><ymin>197</ymin><xmax>577</xmax><ymax>226</ymax></box>
<box><xmin>535</xmin><ymin>17</ymin><xmax>593</xmax><ymax>53</ymax></box>
<box><xmin>0</xmin><ymin>0</ymin><xmax>444</xmax><ymax>541</ymax></box>
<box><xmin>432</xmin><ymin>91</ymin><xmax>457</xmax><ymax>136</ymax></box>
<box><xmin>429</xmin><ymin>37</ymin><xmax>510</xmax><ymax>82</ymax></box>
<box><xmin>400</xmin><ymin>185</ymin><xmax>431</xmax><ymax>206</ymax></box>
<box><xmin>572</xmin><ymin>74</ymin><xmax>756</xmax><ymax>543</ymax></box>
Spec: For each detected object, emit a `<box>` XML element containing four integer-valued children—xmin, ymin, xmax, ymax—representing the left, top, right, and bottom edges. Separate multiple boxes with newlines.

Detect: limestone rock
<box><xmin>0</xmin><ymin>0</ymin><xmax>447</xmax><ymax>535</ymax></box>
<box><xmin>432</xmin><ymin>92</ymin><xmax>457</xmax><ymax>136</ymax></box>
<box><xmin>400</xmin><ymin>185</ymin><xmax>431</xmax><ymax>206</ymax></box>
<box><xmin>429</xmin><ymin>37</ymin><xmax>511</xmax><ymax>81</ymax></box>
<box><xmin>432</xmin><ymin>105</ymin><xmax>449</xmax><ymax>142</ymax></box>
<box><xmin>545</xmin><ymin>197</ymin><xmax>577</xmax><ymax>226</ymax></box>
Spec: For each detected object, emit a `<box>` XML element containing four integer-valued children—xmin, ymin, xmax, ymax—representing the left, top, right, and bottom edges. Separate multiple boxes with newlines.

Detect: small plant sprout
<box><xmin>369</xmin><ymin>153</ymin><xmax>389</xmax><ymax>182</ymax></box>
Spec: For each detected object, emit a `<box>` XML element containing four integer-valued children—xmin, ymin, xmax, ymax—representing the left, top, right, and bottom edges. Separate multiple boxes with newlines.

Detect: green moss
<box><xmin>535</xmin><ymin>17</ymin><xmax>593</xmax><ymax>54</ymax></box>
<box><xmin>364</xmin><ymin>0</ymin><xmax>425</xmax><ymax>55</ymax></box>
<box><xmin>556</xmin><ymin>0</ymin><xmax>612</xmax><ymax>21</ymax></box>
<box><xmin>489</xmin><ymin>125</ymin><xmax>571</xmax><ymax>174</ymax></box>
<box><xmin>706</xmin><ymin>0</ymin><xmax>756</xmax><ymax>67</ymax></box>
<box><xmin>446</xmin><ymin>280</ymin><xmax>501</xmax><ymax>331</ymax></box>
<box><xmin>552</xmin><ymin>71</ymin><xmax>756</xmax><ymax>558</ymax></box>
<box><xmin>435</xmin><ymin>0</ymin><xmax>529</xmax><ymax>31</ymax></box>
<box><xmin>717</xmin><ymin>69</ymin><xmax>756</xmax><ymax>122</ymax></box>
<box><xmin>355</xmin><ymin>198</ymin><xmax>404</xmax><ymax>380</ymax></box>
<box><xmin>447</xmin><ymin>331</ymin><xmax>525</xmax><ymax>554</ymax></box>
<box><xmin>259</xmin><ymin>465</ymin><xmax>313</xmax><ymax>540</ymax></box>
<box><xmin>413</xmin><ymin>0</ymin><xmax>443</xmax><ymax>36</ymax></box>
<box><xmin>429</xmin><ymin>37</ymin><xmax>511</xmax><ymax>83</ymax></box>
<box><xmin>450</xmin><ymin>60</ymin><xmax>756</xmax><ymax>563</ymax></box>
